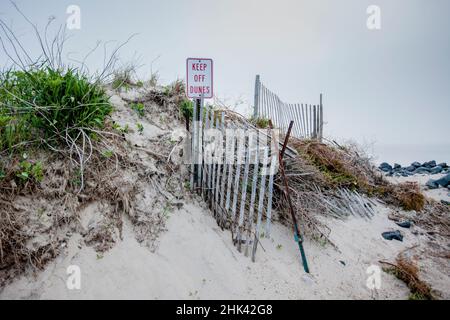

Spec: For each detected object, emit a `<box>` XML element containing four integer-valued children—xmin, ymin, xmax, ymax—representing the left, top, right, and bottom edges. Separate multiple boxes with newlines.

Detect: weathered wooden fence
<box><xmin>253</xmin><ymin>75</ymin><xmax>323</xmax><ymax>140</ymax></box>
<box><xmin>189</xmin><ymin>103</ymin><xmax>279</xmax><ymax>261</ymax></box>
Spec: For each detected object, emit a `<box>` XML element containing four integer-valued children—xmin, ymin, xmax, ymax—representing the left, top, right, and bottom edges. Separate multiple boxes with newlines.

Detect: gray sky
<box><xmin>1</xmin><ymin>0</ymin><xmax>449</xmax><ymax>160</ymax></box>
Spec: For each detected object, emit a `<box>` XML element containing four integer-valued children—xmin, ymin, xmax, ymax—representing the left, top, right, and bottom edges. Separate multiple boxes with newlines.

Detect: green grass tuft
<box><xmin>179</xmin><ymin>99</ymin><xmax>193</xmax><ymax>120</ymax></box>
<box><xmin>0</xmin><ymin>68</ymin><xmax>112</xmax><ymax>154</ymax></box>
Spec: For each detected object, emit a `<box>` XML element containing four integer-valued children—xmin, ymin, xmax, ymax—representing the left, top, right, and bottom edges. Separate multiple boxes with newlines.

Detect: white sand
<box><xmin>0</xmin><ymin>199</ymin><xmax>415</xmax><ymax>300</ymax></box>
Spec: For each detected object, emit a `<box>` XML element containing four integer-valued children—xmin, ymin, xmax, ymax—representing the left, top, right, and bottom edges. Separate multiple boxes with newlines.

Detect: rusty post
<box><xmin>269</xmin><ymin>120</ymin><xmax>310</xmax><ymax>273</ymax></box>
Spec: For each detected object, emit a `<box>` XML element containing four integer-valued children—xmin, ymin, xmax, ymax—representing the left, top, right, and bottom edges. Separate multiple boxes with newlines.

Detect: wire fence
<box><xmin>253</xmin><ymin>75</ymin><xmax>323</xmax><ymax>140</ymax></box>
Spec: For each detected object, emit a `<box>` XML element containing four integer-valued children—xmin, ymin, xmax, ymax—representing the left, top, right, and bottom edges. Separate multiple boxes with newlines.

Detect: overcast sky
<box><xmin>1</xmin><ymin>0</ymin><xmax>449</xmax><ymax>162</ymax></box>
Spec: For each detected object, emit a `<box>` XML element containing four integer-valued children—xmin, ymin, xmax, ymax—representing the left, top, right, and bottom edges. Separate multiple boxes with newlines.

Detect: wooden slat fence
<box><xmin>190</xmin><ymin>106</ymin><xmax>279</xmax><ymax>261</ymax></box>
<box><xmin>253</xmin><ymin>75</ymin><xmax>324</xmax><ymax>140</ymax></box>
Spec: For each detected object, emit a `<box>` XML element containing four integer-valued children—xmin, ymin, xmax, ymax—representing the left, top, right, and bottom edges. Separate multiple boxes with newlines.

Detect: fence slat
<box><xmin>265</xmin><ymin>151</ymin><xmax>277</xmax><ymax>236</ymax></box>
<box><xmin>215</xmin><ymin>112</ymin><xmax>225</xmax><ymax>224</ymax></box>
<box><xmin>301</xmin><ymin>104</ymin><xmax>306</xmax><ymax>138</ymax></box>
<box><xmin>231</xmin><ymin>128</ymin><xmax>245</xmax><ymax>220</ymax></box>
<box><xmin>295</xmin><ymin>104</ymin><xmax>304</xmax><ymax>138</ymax></box>
<box><xmin>237</xmin><ymin>131</ymin><xmax>252</xmax><ymax>252</ymax></box>
<box><xmin>313</xmin><ymin>105</ymin><xmax>317</xmax><ymax>139</ymax></box>
<box><xmin>245</xmin><ymin>139</ymin><xmax>259</xmax><ymax>257</ymax></box>
<box><xmin>225</xmin><ymin>127</ymin><xmax>236</xmax><ymax>212</ymax></box>
<box><xmin>252</xmin><ymin>147</ymin><xmax>269</xmax><ymax>262</ymax></box>
<box><xmin>208</xmin><ymin>110</ymin><xmax>215</xmax><ymax>206</ymax></box>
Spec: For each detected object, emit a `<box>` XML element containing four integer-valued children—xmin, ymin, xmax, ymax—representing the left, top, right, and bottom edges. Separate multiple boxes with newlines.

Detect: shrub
<box><xmin>382</xmin><ymin>255</ymin><xmax>434</xmax><ymax>300</ymax></box>
<box><xmin>131</xmin><ymin>103</ymin><xmax>145</xmax><ymax>117</ymax></box>
<box><xmin>136</xmin><ymin>123</ymin><xmax>144</xmax><ymax>134</ymax></box>
<box><xmin>250</xmin><ymin>116</ymin><xmax>270</xmax><ymax>129</ymax></box>
<box><xmin>16</xmin><ymin>160</ymin><xmax>44</xmax><ymax>182</ymax></box>
<box><xmin>0</xmin><ymin>68</ymin><xmax>112</xmax><ymax>153</ymax></box>
<box><xmin>392</xmin><ymin>182</ymin><xmax>425</xmax><ymax>211</ymax></box>
<box><xmin>179</xmin><ymin>99</ymin><xmax>193</xmax><ymax>120</ymax></box>
<box><xmin>293</xmin><ymin>140</ymin><xmax>367</xmax><ymax>189</ymax></box>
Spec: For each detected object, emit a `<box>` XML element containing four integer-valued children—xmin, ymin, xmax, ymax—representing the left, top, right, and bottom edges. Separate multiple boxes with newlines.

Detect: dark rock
<box><xmin>394</xmin><ymin>163</ymin><xmax>402</xmax><ymax>170</ymax></box>
<box><xmin>406</xmin><ymin>165</ymin><xmax>416</xmax><ymax>172</ymax></box>
<box><xmin>426</xmin><ymin>179</ymin><xmax>439</xmax><ymax>189</ymax></box>
<box><xmin>339</xmin><ymin>260</ymin><xmax>346</xmax><ymax>266</ymax></box>
<box><xmin>414</xmin><ymin>167</ymin><xmax>431</xmax><ymax>174</ymax></box>
<box><xmin>437</xmin><ymin>162</ymin><xmax>448</xmax><ymax>168</ymax></box>
<box><xmin>441</xmin><ymin>200</ymin><xmax>450</xmax><ymax>206</ymax></box>
<box><xmin>382</xmin><ymin>230</ymin><xmax>403</xmax><ymax>242</ymax></box>
<box><xmin>401</xmin><ymin>172</ymin><xmax>408</xmax><ymax>177</ymax></box>
<box><xmin>411</xmin><ymin>162</ymin><xmax>421</xmax><ymax>168</ymax></box>
<box><xmin>423</xmin><ymin>160</ymin><xmax>436</xmax><ymax>168</ymax></box>
<box><xmin>430</xmin><ymin>166</ymin><xmax>443</xmax><ymax>174</ymax></box>
<box><xmin>396</xmin><ymin>221</ymin><xmax>412</xmax><ymax>228</ymax></box>
<box><xmin>379</xmin><ymin>162</ymin><xmax>393</xmax><ymax>172</ymax></box>
<box><xmin>434</xmin><ymin>173</ymin><xmax>450</xmax><ymax>187</ymax></box>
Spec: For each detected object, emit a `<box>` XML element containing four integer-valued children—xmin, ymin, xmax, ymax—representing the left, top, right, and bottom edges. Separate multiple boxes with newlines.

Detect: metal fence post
<box><xmin>253</xmin><ymin>75</ymin><xmax>261</xmax><ymax>118</ymax></box>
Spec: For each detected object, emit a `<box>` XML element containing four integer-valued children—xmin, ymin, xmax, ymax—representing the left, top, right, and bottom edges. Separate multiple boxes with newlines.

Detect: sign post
<box><xmin>186</xmin><ymin>58</ymin><xmax>213</xmax><ymax>191</ymax></box>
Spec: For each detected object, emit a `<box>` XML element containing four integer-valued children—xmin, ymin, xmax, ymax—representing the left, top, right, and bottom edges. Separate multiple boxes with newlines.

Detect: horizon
<box><xmin>1</xmin><ymin>0</ymin><xmax>449</xmax><ymax>162</ymax></box>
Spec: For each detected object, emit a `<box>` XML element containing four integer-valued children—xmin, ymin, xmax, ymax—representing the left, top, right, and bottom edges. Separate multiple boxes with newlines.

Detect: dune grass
<box><xmin>0</xmin><ymin>68</ymin><xmax>112</xmax><ymax>154</ymax></box>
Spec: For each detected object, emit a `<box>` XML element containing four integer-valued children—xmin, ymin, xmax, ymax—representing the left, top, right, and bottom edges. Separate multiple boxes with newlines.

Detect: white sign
<box><xmin>186</xmin><ymin>58</ymin><xmax>213</xmax><ymax>99</ymax></box>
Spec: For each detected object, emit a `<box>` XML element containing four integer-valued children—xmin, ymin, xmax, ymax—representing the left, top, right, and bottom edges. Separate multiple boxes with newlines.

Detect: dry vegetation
<box><xmin>0</xmin><ymin>3</ymin><xmax>190</xmax><ymax>287</ymax></box>
<box><xmin>381</xmin><ymin>254</ymin><xmax>435</xmax><ymax>300</ymax></box>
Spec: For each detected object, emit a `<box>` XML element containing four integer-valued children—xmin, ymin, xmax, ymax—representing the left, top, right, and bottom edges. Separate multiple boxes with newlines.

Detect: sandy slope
<box><xmin>1</xmin><ymin>86</ymin><xmax>447</xmax><ymax>300</ymax></box>
<box><xmin>0</xmin><ymin>198</ymin><xmax>415</xmax><ymax>300</ymax></box>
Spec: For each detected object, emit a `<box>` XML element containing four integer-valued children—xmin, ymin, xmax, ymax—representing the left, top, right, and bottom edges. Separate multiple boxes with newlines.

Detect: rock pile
<box><xmin>379</xmin><ymin>160</ymin><xmax>449</xmax><ymax>177</ymax></box>
<box><xmin>426</xmin><ymin>173</ymin><xmax>450</xmax><ymax>190</ymax></box>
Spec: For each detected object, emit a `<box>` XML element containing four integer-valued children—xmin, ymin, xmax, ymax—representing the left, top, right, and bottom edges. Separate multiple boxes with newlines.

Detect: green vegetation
<box><xmin>111</xmin><ymin>67</ymin><xmax>134</xmax><ymax>91</ymax></box>
<box><xmin>102</xmin><ymin>150</ymin><xmax>114</xmax><ymax>158</ymax></box>
<box><xmin>112</xmin><ymin>123</ymin><xmax>129</xmax><ymax>134</ymax></box>
<box><xmin>131</xmin><ymin>102</ymin><xmax>145</xmax><ymax>117</ymax></box>
<box><xmin>250</xmin><ymin>116</ymin><xmax>270</xmax><ymax>129</ymax></box>
<box><xmin>179</xmin><ymin>99</ymin><xmax>193</xmax><ymax>120</ymax></box>
<box><xmin>0</xmin><ymin>68</ymin><xmax>112</xmax><ymax>154</ymax></box>
<box><xmin>136</xmin><ymin>123</ymin><xmax>144</xmax><ymax>134</ymax></box>
<box><xmin>16</xmin><ymin>160</ymin><xmax>44</xmax><ymax>182</ymax></box>
<box><xmin>294</xmin><ymin>141</ymin><xmax>365</xmax><ymax>190</ymax></box>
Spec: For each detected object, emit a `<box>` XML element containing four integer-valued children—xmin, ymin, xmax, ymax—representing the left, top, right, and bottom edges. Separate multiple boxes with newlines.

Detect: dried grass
<box><xmin>381</xmin><ymin>255</ymin><xmax>435</xmax><ymax>300</ymax></box>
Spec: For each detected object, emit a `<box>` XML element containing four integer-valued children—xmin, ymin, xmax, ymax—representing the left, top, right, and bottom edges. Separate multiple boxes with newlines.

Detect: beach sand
<box><xmin>1</xmin><ymin>88</ymin><xmax>448</xmax><ymax>300</ymax></box>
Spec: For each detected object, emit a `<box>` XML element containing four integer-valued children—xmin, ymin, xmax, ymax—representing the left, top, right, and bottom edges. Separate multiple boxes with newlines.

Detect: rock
<box><xmin>414</xmin><ymin>167</ymin><xmax>431</xmax><ymax>174</ymax></box>
<box><xmin>339</xmin><ymin>260</ymin><xmax>346</xmax><ymax>266</ymax></box>
<box><xmin>434</xmin><ymin>173</ymin><xmax>450</xmax><ymax>187</ymax></box>
<box><xmin>411</xmin><ymin>162</ymin><xmax>421</xmax><ymax>168</ymax></box>
<box><xmin>396</xmin><ymin>221</ymin><xmax>412</xmax><ymax>228</ymax></box>
<box><xmin>379</xmin><ymin>162</ymin><xmax>392</xmax><ymax>172</ymax></box>
<box><xmin>401</xmin><ymin>172</ymin><xmax>408</xmax><ymax>177</ymax></box>
<box><xmin>437</xmin><ymin>162</ymin><xmax>448</xmax><ymax>168</ymax></box>
<box><xmin>426</xmin><ymin>179</ymin><xmax>439</xmax><ymax>189</ymax></box>
<box><xmin>406</xmin><ymin>165</ymin><xmax>416</xmax><ymax>172</ymax></box>
<box><xmin>382</xmin><ymin>230</ymin><xmax>403</xmax><ymax>242</ymax></box>
<box><xmin>441</xmin><ymin>200</ymin><xmax>450</xmax><ymax>206</ymax></box>
<box><xmin>394</xmin><ymin>163</ymin><xmax>402</xmax><ymax>170</ymax></box>
<box><xmin>423</xmin><ymin>160</ymin><xmax>436</xmax><ymax>168</ymax></box>
<box><xmin>430</xmin><ymin>166</ymin><xmax>443</xmax><ymax>174</ymax></box>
